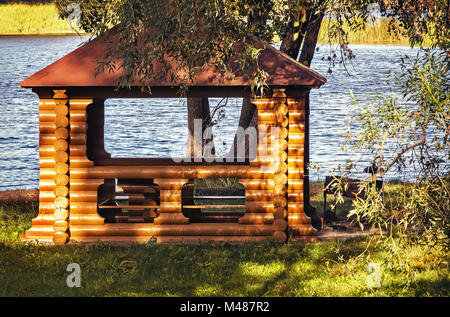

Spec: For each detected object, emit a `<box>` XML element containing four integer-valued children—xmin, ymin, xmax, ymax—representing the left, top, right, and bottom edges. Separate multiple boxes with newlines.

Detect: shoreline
<box><xmin>0</xmin><ymin>33</ymin><xmax>414</xmax><ymax>47</ymax></box>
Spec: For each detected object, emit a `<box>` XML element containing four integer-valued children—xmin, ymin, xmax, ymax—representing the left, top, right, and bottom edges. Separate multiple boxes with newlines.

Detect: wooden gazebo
<box><xmin>20</xmin><ymin>29</ymin><xmax>326</xmax><ymax>244</ymax></box>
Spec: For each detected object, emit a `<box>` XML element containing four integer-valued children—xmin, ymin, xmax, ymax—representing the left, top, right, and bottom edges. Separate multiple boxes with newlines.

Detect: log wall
<box><xmin>23</xmin><ymin>90</ymin><xmax>316</xmax><ymax>244</ymax></box>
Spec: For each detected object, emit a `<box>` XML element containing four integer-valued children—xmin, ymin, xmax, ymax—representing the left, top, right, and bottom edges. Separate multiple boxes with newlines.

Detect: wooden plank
<box><xmin>98</xmin><ymin>205</ymin><xmax>157</xmax><ymax>209</ymax></box>
<box><xmin>183</xmin><ymin>205</ymin><xmax>246</xmax><ymax>209</ymax></box>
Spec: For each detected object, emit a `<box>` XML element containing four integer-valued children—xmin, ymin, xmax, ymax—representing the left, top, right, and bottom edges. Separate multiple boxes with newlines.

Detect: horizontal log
<box><xmin>69</xmin><ymin>179</ymin><xmax>103</xmax><ymax>191</ymax></box>
<box><xmin>55</xmin><ymin>116</ymin><xmax>69</xmax><ymax>128</ymax></box>
<box><xmin>273</xmin><ymin>207</ymin><xmax>287</xmax><ymax>219</ymax></box>
<box><xmin>40</xmin><ymin>168</ymin><xmax>56</xmax><ymax>178</ymax></box>
<box><xmin>273</xmin><ymin>196</ymin><xmax>287</xmax><ymax>208</ymax></box>
<box><xmin>258</xmin><ymin>113</ymin><xmax>276</xmax><ymax>123</ymax></box>
<box><xmin>55</xmin><ymin>151</ymin><xmax>69</xmax><ymax>163</ymax></box>
<box><xmin>273</xmin><ymin>184</ymin><xmax>287</xmax><ymax>195</ymax></box>
<box><xmin>54</xmin><ymin>139</ymin><xmax>68</xmax><ymax>152</ymax></box>
<box><xmin>39</xmin><ymin>122</ymin><xmax>56</xmax><ymax>134</ymax></box>
<box><xmin>53</xmin><ymin>220</ymin><xmax>69</xmax><ymax>233</ymax></box>
<box><xmin>70</xmin><ymin>235</ymin><xmax>273</xmax><ymax>244</ymax></box>
<box><xmin>288</xmin><ymin>145</ymin><xmax>304</xmax><ymax>157</ymax></box>
<box><xmin>288</xmin><ymin>134</ymin><xmax>305</xmax><ymax>144</ymax></box>
<box><xmin>153</xmin><ymin>213</ymin><xmax>190</xmax><ymax>224</ymax></box>
<box><xmin>288</xmin><ymin>224</ymin><xmax>317</xmax><ymax>236</ymax></box>
<box><xmin>55</xmin><ymin>127</ymin><xmax>69</xmax><ymax>139</ymax></box>
<box><xmin>287</xmin><ymin>203</ymin><xmax>304</xmax><ymax>214</ymax></box>
<box><xmin>39</xmin><ymin>157</ymin><xmax>55</xmax><ymax>168</ymax></box>
<box><xmin>69</xmin><ymin>223</ymin><xmax>276</xmax><ymax>236</ymax></box>
<box><xmin>288</xmin><ymin>112</ymin><xmax>305</xmax><ymax>122</ymax></box>
<box><xmin>98</xmin><ymin>205</ymin><xmax>157</xmax><ymax>209</ymax></box>
<box><xmin>272</xmin><ymin>230</ymin><xmax>287</xmax><ymax>243</ymax></box>
<box><xmin>287</xmin><ymin>191</ymin><xmax>303</xmax><ymax>202</ymax></box>
<box><xmin>39</xmin><ymin>134</ymin><xmax>55</xmax><ymax>145</ymax></box>
<box><xmin>70</xmin><ymin>122</ymin><xmax>87</xmax><ymax>133</ymax></box>
<box><xmin>69</xmin><ymin>145</ymin><xmax>87</xmax><ymax>156</ymax></box>
<box><xmin>69</xmin><ymin>110</ymin><xmax>87</xmax><ymax>122</ymax></box>
<box><xmin>287</xmin><ymin>98</ymin><xmax>304</xmax><ymax>109</ymax></box>
<box><xmin>273</xmin><ymin>218</ymin><xmax>287</xmax><ymax>231</ymax></box>
<box><xmin>55</xmin><ymin>185</ymin><xmax>69</xmax><ymax>198</ymax></box>
<box><xmin>55</xmin><ymin>162</ymin><xmax>69</xmax><ymax>175</ymax></box>
<box><xmin>276</xmin><ymin>114</ymin><xmax>289</xmax><ymax>127</ymax></box>
<box><xmin>183</xmin><ymin>205</ymin><xmax>246</xmax><ymax>209</ymax></box>
<box><xmin>251</xmin><ymin>99</ymin><xmax>274</xmax><ymax>110</ymax></box>
<box><xmin>54</xmin><ymin>174</ymin><xmax>69</xmax><ymax>186</ymax></box>
<box><xmin>238</xmin><ymin>213</ymin><xmax>274</xmax><ymax>224</ymax></box>
<box><xmin>287</xmin><ymin>213</ymin><xmax>311</xmax><ymax>225</ymax></box>
<box><xmin>69</xmin><ymin>99</ymin><xmax>93</xmax><ymax>110</ymax></box>
<box><xmin>31</xmin><ymin>213</ymin><xmax>56</xmax><ymax>225</ymax></box>
<box><xmin>274</xmin><ymin>173</ymin><xmax>288</xmax><ymax>186</ymax></box>
<box><xmin>289</xmin><ymin>124</ymin><xmax>305</xmax><ymax>135</ymax></box>
<box><xmin>287</xmin><ymin>169</ymin><xmax>304</xmax><ymax>179</ymax></box>
<box><xmin>69</xmin><ymin>213</ymin><xmax>105</xmax><ymax>225</ymax></box>
<box><xmin>69</xmin><ymin>190</ymin><xmax>98</xmax><ymax>202</ymax></box>
<box><xmin>245</xmin><ymin>201</ymin><xmax>275</xmax><ymax>213</ymax></box>
<box><xmin>39</xmin><ymin>145</ymin><xmax>55</xmax><ymax>156</ymax></box>
<box><xmin>38</xmin><ymin>99</ymin><xmax>55</xmax><ymax>110</ymax></box>
<box><xmin>39</xmin><ymin>110</ymin><xmax>56</xmax><ymax>122</ymax></box>
<box><xmin>53</xmin><ymin>231</ymin><xmax>69</xmax><ymax>244</ymax></box>
<box><xmin>287</xmin><ymin>180</ymin><xmax>303</xmax><ymax>190</ymax></box>
<box><xmin>37</xmin><ymin>202</ymin><xmax>55</xmax><ymax>213</ymax></box>
<box><xmin>54</xmin><ymin>197</ymin><xmax>69</xmax><ymax>208</ymax></box>
<box><xmin>69</xmin><ymin>201</ymin><xmax>98</xmax><ymax>213</ymax></box>
<box><xmin>70</xmin><ymin>133</ymin><xmax>86</xmax><ymax>145</ymax></box>
<box><xmin>22</xmin><ymin>225</ymin><xmax>54</xmax><ymax>237</ymax></box>
<box><xmin>275</xmin><ymin>103</ymin><xmax>288</xmax><ymax>116</ymax></box>
<box><xmin>245</xmin><ymin>190</ymin><xmax>274</xmax><ymax>201</ymax></box>
<box><xmin>55</xmin><ymin>105</ymin><xmax>69</xmax><ymax>117</ymax></box>
<box><xmin>239</xmin><ymin>179</ymin><xmax>274</xmax><ymax>190</ymax></box>
<box><xmin>71</xmin><ymin>166</ymin><xmax>272</xmax><ymax>180</ymax></box>
<box><xmin>54</xmin><ymin>208</ymin><xmax>69</xmax><ymax>221</ymax></box>
<box><xmin>39</xmin><ymin>190</ymin><xmax>55</xmax><ymax>202</ymax></box>
<box><xmin>70</xmin><ymin>156</ymin><xmax>94</xmax><ymax>168</ymax></box>
<box><xmin>154</xmin><ymin>179</ymin><xmax>189</xmax><ymax>190</ymax></box>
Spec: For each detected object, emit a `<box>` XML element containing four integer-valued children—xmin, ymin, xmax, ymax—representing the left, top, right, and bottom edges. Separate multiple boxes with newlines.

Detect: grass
<box><xmin>0</xmin><ymin>3</ymin><xmax>81</xmax><ymax>35</ymax></box>
<box><xmin>0</xmin><ymin>197</ymin><xmax>448</xmax><ymax>297</ymax></box>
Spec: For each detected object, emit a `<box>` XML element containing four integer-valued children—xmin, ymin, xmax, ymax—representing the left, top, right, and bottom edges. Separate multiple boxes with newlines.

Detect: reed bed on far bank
<box><xmin>0</xmin><ymin>3</ymin><xmax>431</xmax><ymax>47</ymax></box>
<box><xmin>317</xmin><ymin>18</ymin><xmax>433</xmax><ymax>46</ymax></box>
<box><xmin>0</xmin><ymin>3</ymin><xmax>78</xmax><ymax>35</ymax></box>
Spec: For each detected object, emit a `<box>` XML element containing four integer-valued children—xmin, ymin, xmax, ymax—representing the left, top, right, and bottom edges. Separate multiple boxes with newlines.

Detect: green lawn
<box><xmin>0</xmin><ymin>202</ymin><xmax>448</xmax><ymax>297</ymax></box>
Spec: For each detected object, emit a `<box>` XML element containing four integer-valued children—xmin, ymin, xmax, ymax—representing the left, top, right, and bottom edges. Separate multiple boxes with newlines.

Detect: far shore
<box><xmin>0</xmin><ymin>3</ymin><xmax>422</xmax><ymax>46</ymax></box>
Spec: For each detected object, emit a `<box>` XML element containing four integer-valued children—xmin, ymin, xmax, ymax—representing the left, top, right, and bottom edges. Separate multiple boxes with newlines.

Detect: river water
<box><xmin>0</xmin><ymin>35</ymin><xmax>420</xmax><ymax>190</ymax></box>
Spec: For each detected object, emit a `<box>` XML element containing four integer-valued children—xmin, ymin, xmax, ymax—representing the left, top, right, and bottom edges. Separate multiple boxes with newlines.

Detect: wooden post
<box><xmin>22</xmin><ymin>98</ymin><xmax>58</xmax><ymax>242</ymax></box>
<box><xmin>153</xmin><ymin>178</ymin><xmax>190</xmax><ymax>224</ymax></box>
<box><xmin>287</xmin><ymin>97</ymin><xmax>317</xmax><ymax>237</ymax></box>
<box><xmin>52</xmin><ymin>90</ymin><xmax>70</xmax><ymax>244</ymax></box>
<box><xmin>68</xmin><ymin>99</ymin><xmax>103</xmax><ymax>230</ymax></box>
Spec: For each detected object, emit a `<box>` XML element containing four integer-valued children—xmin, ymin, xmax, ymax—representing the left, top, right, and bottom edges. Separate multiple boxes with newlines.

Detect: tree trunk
<box><xmin>228</xmin><ymin>97</ymin><xmax>258</xmax><ymax>159</ymax></box>
<box><xmin>187</xmin><ymin>97</ymin><xmax>215</xmax><ymax>158</ymax></box>
<box><xmin>299</xmin><ymin>11</ymin><xmax>324</xmax><ymax>66</ymax></box>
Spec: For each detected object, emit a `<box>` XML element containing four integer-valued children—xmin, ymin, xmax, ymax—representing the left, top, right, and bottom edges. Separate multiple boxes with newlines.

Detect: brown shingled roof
<box><xmin>20</xmin><ymin>27</ymin><xmax>326</xmax><ymax>89</ymax></box>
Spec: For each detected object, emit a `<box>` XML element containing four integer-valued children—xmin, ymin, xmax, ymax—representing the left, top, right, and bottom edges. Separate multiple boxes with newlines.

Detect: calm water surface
<box><xmin>0</xmin><ymin>35</ymin><xmax>419</xmax><ymax>190</ymax></box>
